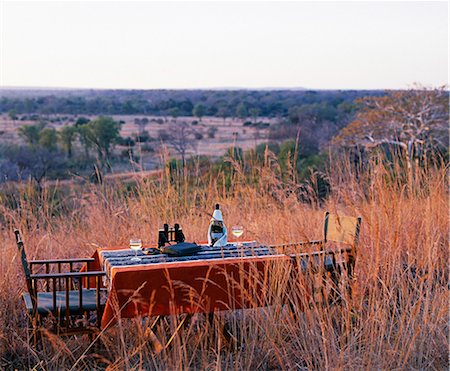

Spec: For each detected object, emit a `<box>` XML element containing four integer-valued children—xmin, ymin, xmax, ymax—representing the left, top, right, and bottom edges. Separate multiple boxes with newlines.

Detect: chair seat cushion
<box><xmin>23</xmin><ymin>289</ymin><xmax>105</xmax><ymax>315</ymax></box>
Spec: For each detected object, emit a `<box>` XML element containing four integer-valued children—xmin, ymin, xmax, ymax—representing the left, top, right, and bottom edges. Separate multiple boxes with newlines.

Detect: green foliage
<box><xmin>58</xmin><ymin>126</ymin><xmax>77</xmax><ymax>157</ymax></box>
<box><xmin>289</xmin><ymin>102</ymin><xmax>338</xmax><ymax>124</ymax></box>
<box><xmin>85</xmin><ymin>116</ymin><xmax>122</xmax><ymax>163</ymax></box>
<box><xmin>235</xmin><ymin>103</ymin><xmax>248</xmax><ymax>119</ymax></box>
<box><xmin>225</xmin><ymin>147</ymin><xmax>244</xmax><ymax>163</ymax></box>
<box><xmin>75</xmin><ymin>116</ymin><xmax>90</xmax><ymax>126</ymax></box>
<box><xmin>38</xmin><ymin>128</ymin><xmax>58</xmax><ymax>151</ymax></box>
<box><xmin>249</xmin><ymin>107</ymin><xmax>261</xmax><ymax>122</ymax></box>
<box><xmin>0</xmin><ymin>89</ymin><xmax>380</xmax><ymax>119</ymax></box>
<box><xmin>297</xmin><ymin>153</ymin><xmax>328</xmax><ymax>180</ymax></box>
<box><xmin>278</xmin><ymin>140</ymin><xmax>298</xmax><ymax>174</ymax></box>
<box><xmin>18</xmin><ymin>123</ymin><xmax>59</xmax><ymax>152</ymax></box>
<box><xmin>8</xmin><ymin>110</ymin><xmax>18</xmax><ymax>120</ymax></box>
<box><xmin>168</xmin><ymin>107</ymin><xmax>180</xmax><ymax>119</ymax></box>
<box><xmin>193</xmin><ymin>103</ymin><xmax>206</xmax><ymax>121</ymax></box>
<box><xmin>18</xmin><ymin>124</ymin><xmax>42</xmax><ymax>146</ymax></box>
<box><xmin>117</xmin><ymin>136</ymin><xmax>136</xmax><ymax>146</ymax></box>
<box><xmin>255</xmin><ymin>142</ymin><xmax>280</xmax><ymax>159</ymax></box>
<box><xmin>76</xmin><ymin>124</ymin><xmax>93</xmax><ymax>159</ymax></box>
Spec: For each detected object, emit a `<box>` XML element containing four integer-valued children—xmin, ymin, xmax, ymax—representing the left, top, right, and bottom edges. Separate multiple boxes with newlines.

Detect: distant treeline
<box><xmin>0</xmin><ymin>89</ymin><xmax>382</xmax><ymax>118</ymax></box>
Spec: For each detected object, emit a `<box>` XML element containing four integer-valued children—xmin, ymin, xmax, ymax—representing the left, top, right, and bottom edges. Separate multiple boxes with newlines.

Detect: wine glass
<box><xmin>231</xmin><ymin>226</ymin><xmax>244</xmax><ymax>247</ymax></box>
<box><xmin>130</xmin><ymin>238</ymin><xmax>143</xmax><ymax>261</ymax></box>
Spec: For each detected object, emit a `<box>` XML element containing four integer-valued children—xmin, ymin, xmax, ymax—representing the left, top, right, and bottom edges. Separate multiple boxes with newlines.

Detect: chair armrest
<box><xmin>323</xmin><ymin>246</ymin><xmax>353</xmax><ymax>254</ymax></box>
<box><xmin>30</xmin><ymin>271</ymin><xmax>106</xmax><ymax>280</ymax></box>
<box><xmin>29</xmin><ymin>258</ymin><xmax>95</xmax><ymax>265</ymax></box>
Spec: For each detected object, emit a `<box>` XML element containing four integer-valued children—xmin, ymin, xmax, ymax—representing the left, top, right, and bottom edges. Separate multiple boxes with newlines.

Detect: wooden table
<box><xmin>86</xmin><ymin>242</ymin><xmax>338</xmax><ymax>329</ymax></box>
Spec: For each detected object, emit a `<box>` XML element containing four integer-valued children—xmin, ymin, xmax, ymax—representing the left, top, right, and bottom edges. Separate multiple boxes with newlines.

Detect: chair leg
<box><xmin>31</xmin><ymin>314</ymin><xmax>44</xmax><ymax>347</ymax></box>
<box><xmin>32</xmin><ymin>316</ymin><xmax>38</xmax><ymax>347</ymax></box>
<box><xmin>26</xmin><ymin>315</ymin><xmax>33</xmax><ymax>348</ymax></box>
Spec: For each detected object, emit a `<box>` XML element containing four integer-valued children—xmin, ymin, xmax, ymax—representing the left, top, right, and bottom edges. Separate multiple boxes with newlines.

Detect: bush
<box><xmin>134</xmin><ymin>132</ymin><xmax>152</xmax><ymax>143</ymax></box>
<box><xmin>121</xmin><ymin>148</ymin><xmax>134</xmax><ymax>159</ymax></box>
<box><xmin>117</xmin><ymin>136</ymin><xmax>136</xmax><ymax>146</ymax></box>
<box><xmin>158</xmin><ymin>130</ymin><xmax>170</xmax><ymax>141</ymax></box>
<box><xmin>140</xmin><ymin>144</ymin><xmax>154</xmax><ymax>152</ymax></box>
<box><xmin>207</xmin><ymin>127</ymin><xmax>217</xmax><ymax>139</ymax></box>
<box><xmin>194</xmin><ymin>132</ymin><xmax>204</xmax><ymax>140</ymax></box>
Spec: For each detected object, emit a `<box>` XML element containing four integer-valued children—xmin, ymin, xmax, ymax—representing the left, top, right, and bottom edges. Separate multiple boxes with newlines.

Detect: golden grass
<box><xmin>0</xmin><ymin>155</ymin><xmax>448</xmax><ymax>370</ymax></box>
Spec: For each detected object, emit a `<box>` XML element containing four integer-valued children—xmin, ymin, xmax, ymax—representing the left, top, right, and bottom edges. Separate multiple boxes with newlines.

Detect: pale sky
<box><xmin>1</xmin><ymin>1</ymin><xmax>448</xmax><ymax>89</ymax></box>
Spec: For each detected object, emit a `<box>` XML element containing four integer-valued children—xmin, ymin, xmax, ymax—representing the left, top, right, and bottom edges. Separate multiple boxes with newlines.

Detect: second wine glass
<box><xmin>231</xmin><ymin>226</ymin><xmax>244</xmax><ymax>247</ymax></box>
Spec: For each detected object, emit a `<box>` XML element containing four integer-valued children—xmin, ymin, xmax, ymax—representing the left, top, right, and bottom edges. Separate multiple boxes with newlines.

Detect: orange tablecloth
<box><xmin>87</xmin><ymin>244</ymin><xmax>299</xmax><ymax>328</ymax></box>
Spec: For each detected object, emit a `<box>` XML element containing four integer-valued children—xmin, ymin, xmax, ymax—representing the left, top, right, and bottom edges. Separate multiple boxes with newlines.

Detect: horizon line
<box><xmin>1</xmin><ymin>84</ymin><xmax>419</xmax><ymax>92</ymax></box>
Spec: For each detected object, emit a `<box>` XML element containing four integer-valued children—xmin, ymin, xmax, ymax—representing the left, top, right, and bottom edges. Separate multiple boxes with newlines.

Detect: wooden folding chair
<box><xmin>320</xmin><ymin>212</ymin><xmax>362</xmax><ymax>304</ymax></box>
<box><xmin>14</xmin><ymin>229</ymin><xmax>107</xmax><ymax>346</ymax></box>
<box><xmin>277</xmin><ymin>212</ymin><xmax>362</xmax><ymax>309</ymax></box>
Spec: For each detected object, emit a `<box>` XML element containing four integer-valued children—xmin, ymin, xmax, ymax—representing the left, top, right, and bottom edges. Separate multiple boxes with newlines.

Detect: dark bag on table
<box><xmin>161</xmin><ymin>242</ymin><xmax>201</xmax><ymax>257</ymax></box>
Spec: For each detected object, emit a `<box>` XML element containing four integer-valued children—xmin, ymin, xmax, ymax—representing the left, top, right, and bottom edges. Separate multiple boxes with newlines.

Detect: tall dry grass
<box><xmin>0</xmin><ymin>154</ymin><xmax>448</xmax><ymax>370</ymax></box>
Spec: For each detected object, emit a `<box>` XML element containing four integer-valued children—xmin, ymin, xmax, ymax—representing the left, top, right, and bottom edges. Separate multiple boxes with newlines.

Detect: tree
<box><xmin>76</xmin><ymin>124</ymin><xmax>92</xmax><ymax>160</ymax></box>
<box><xmin>59</xmin><ymin>125</ymin><xmax>77</xmax><ymax>158</ymax></box>
<box><xmin>38</xmin><ymin>128</ymin><xmax>58</xmax><ymax>151</ymax></box>
<box><xmin>18</xmin><ymin>124</ymin><xmax>42</xmax><ymax>146</ymax></box>
<box><xmin>8</xmin><ymin>110</ymin><xmax>18</xmax><ymax>121</ymax></box>
<box><xmin>162</xmin><ymin>121</ymin><xmax>197</xmax><ymax>172</ymax></box>
<box><xmin>134</xmin><ymin>117</ymin><xmax>149</xmax><ymax>136</ymax></box>
<box><xmin>236</xmin><ymin>103</ymin><xmax>248</xmax><ymax>120</ymax></box>
<box><xmin>168</xmin><ymin>107</ymin><xmax>180</xmax><ymax>122</ymax></box>
<box><xmin>333</xmin><ymin>86</ymin><xmax>449</xmax><ymax>183</ymax></box>
<box><xmin>0</xmin><ymin>143</ymin><xmax>67</xmax><ymax>189</ymax></box>
<box><xmin>193</xmin><ymin>103</ymin><xmax>206</xmax><ymax>122</ymax></box>
<box><xmin>217</xmin><ymin>105</ymin><xmax>229</xmax><ymax>123</ymax></box>
<box><xmin>249</xmin><ymin>108</ymin><xmax>261</xmax><ymax>124</ymax></box>
<box><xmin>85</xmin><ymin>116</ymin><xmax>122</xmax><ymax>164</ymax></box>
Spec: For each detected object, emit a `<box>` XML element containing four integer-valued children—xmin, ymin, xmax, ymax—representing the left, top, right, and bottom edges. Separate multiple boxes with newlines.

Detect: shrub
<box><xmin>134</xmin><ymin>132</ymin><xmax>152</xmax><ymax>143</ymax></box>
<box><xmin>207</xmin><ymin>127</ymin><xmax>217</xmax><ymax>138</ymax></box>
<box><xmin>117</xmin><ymin>136</ymin><xmax>136</xmax><ymax>146</ymax></box>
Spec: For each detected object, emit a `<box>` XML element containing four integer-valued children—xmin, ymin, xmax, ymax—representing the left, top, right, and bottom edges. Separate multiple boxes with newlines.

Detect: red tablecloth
<box><xmin>87</xmin><ymin>245</ymin><xmax>300</xmax><ymax>328</ymax></box>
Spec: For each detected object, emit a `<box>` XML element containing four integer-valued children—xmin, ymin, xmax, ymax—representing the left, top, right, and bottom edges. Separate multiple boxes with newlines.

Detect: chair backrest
<box><xmin>14</xmin><ymin>229</ymin><xmax>33</xmax><ymax>292</ymax></box>
<box><xmin>323</xmin><ymin>212</ymin><xmax>362</xmax><ymax>247</ymax></box>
